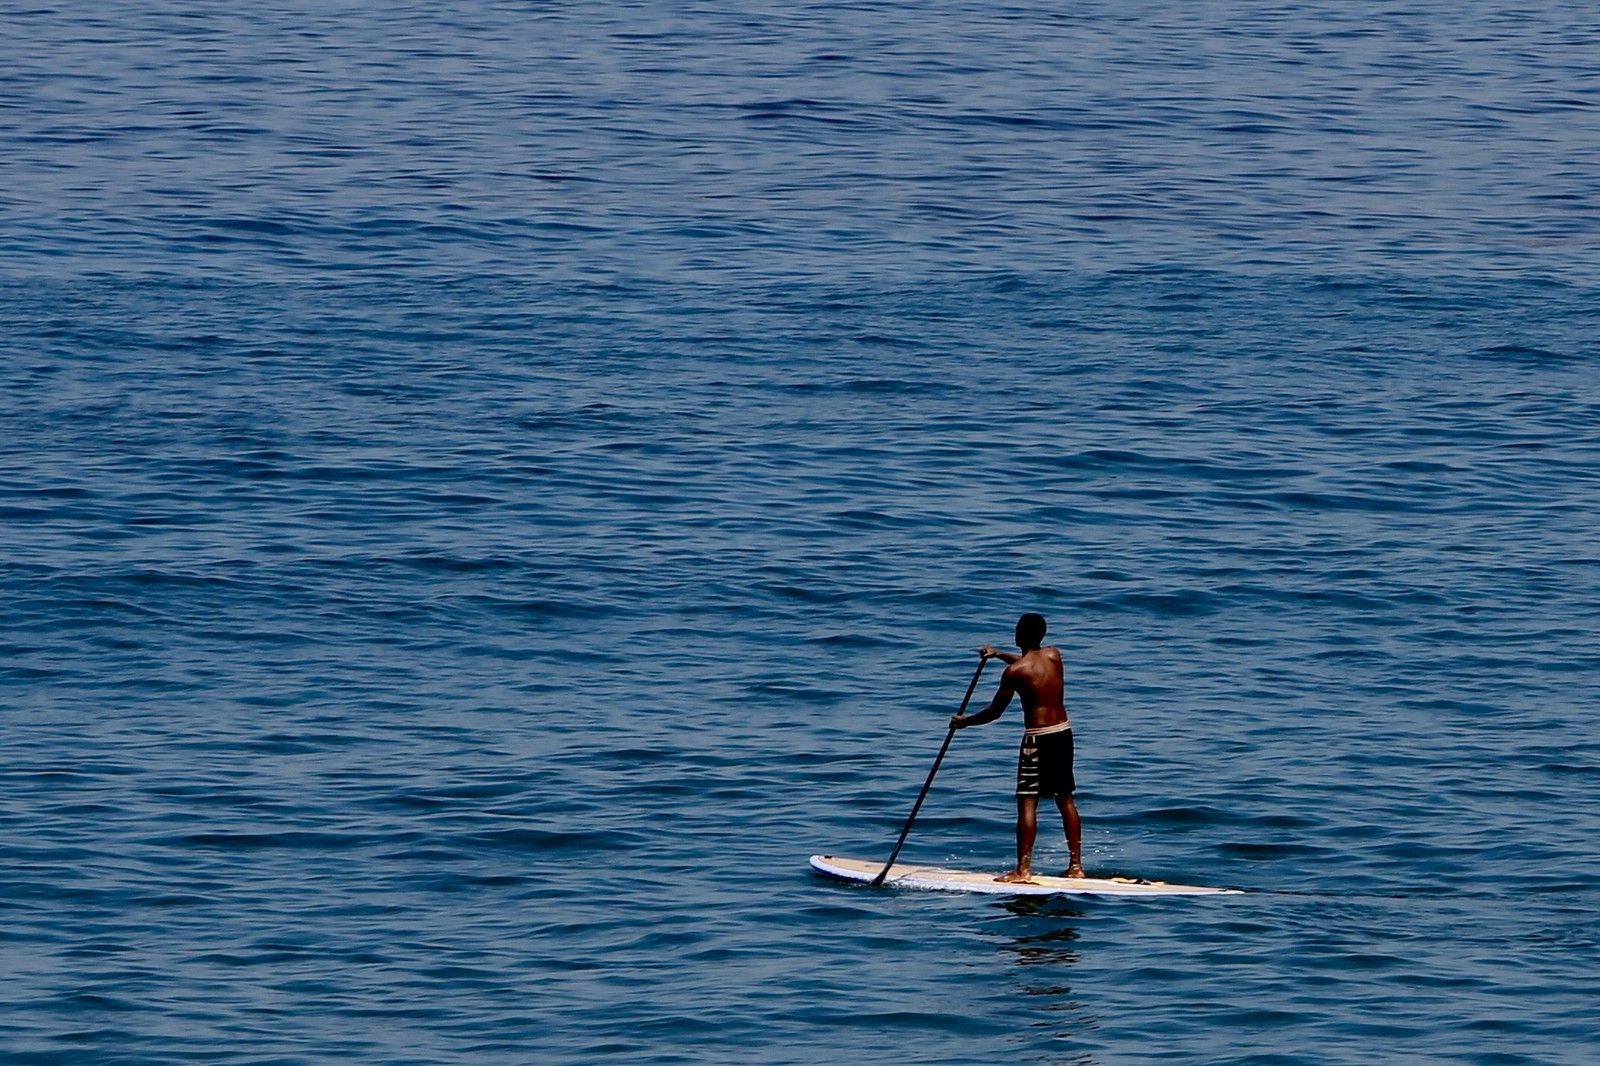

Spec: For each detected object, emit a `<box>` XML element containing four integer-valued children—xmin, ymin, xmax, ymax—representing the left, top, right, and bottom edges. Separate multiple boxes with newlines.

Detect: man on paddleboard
<box><xmin>950</xmin><ymin>613</ymin><xmax>1085</xmax><ymax>882</ymax></box>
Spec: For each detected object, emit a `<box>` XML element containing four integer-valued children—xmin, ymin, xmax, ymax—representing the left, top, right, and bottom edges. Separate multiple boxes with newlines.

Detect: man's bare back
<box><xmin>989</xmin><ymin>645</ymin><xmax>1068</xmax><ymax>732</ymax></box>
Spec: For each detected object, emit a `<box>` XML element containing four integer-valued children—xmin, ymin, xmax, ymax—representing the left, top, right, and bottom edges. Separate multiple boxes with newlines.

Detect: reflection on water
<box><xmin>987</xmin><ymin>897</ymin><xmax>1098</xmax><ymax>1065</ymax></box>
<box><xmin>999</xmin><ymin>898</ymin><xmax>1087</xmax><ymax>970</ymax></box>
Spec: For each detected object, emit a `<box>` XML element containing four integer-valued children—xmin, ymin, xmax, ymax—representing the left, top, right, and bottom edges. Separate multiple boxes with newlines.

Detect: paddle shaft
<box><xmin>870</xmin><ymin>656</ymin><xmax>990</xmax><ymax>887</ymax></box>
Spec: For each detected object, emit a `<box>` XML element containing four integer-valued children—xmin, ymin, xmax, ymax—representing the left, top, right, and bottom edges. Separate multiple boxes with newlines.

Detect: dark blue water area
<box><xmin>5</xmin><ymin>2</ymin><xmax>1600</xmax><ymax>1065</ymax></box>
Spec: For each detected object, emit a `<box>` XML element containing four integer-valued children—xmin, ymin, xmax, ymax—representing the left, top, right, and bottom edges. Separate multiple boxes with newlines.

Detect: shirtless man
<box><xmin>950</xmin><ymin>613</ymin><xmax>1085</xmax><ymax>882</ymax></box>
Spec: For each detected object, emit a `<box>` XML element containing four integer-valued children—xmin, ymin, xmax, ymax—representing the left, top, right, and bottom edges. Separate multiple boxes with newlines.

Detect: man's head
<box><xmin>1015</xmin><ymin>612</ymin><xmax>1047</xmax><ymax>650</ymax></box>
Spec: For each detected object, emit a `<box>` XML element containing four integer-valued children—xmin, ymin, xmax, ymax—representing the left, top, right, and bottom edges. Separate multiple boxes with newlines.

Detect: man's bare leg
<box><xmin>1058</xmin><ymin>795</ymin><xmax>1084</xmax><ymax>878</ymax></box>
<box><xmin>997</xmin><ymin>795</ymin><xmax>1039</xmax><ymax>882</ymax></box>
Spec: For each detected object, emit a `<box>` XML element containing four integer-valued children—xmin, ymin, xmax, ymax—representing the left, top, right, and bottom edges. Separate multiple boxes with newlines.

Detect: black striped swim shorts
<box><xmin>1017</xmin><ymin>729</ymin><xmax>1075</xmax><ymax>797</ymax></box>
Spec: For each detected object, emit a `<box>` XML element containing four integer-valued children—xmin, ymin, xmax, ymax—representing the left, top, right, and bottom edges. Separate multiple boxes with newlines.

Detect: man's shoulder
<box><xmin>1011</xmin><ymin>647</ymin><xmax>1061</xmax><ymax>674</ymax></box>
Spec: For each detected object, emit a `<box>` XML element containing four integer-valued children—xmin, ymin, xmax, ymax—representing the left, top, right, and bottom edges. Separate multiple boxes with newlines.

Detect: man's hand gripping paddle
<box><xmin>870</xmin><ymin>654</ymin><xmax>990</xmax><ymax>887</ymax></box>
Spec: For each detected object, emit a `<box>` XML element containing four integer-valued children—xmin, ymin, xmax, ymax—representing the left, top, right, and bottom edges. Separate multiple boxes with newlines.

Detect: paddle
<box><xmin>870</xmin><ymin>654</ymin><xmax>990</xmax><ymax>887</ymax></box>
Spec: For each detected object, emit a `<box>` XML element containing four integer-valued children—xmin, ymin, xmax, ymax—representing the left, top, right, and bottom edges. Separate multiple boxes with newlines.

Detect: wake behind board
<box><xmin>811</xmin><ymin>854</ymin><xmax>1241</xmax><ymax>897</ymax></box>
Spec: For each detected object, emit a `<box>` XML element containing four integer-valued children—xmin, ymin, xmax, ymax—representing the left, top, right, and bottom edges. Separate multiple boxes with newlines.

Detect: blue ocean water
<box><xmin>4</xmin><ymin>2</ymin><xmax>1600</xmax><ymax>1064</ymax></box>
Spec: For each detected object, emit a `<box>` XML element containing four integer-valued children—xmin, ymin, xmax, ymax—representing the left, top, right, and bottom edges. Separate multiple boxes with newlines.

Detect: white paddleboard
<box><xmin>810</xmin><ymin>854</ymin><xmax>1241</xmax><ymax>897</ymax></box>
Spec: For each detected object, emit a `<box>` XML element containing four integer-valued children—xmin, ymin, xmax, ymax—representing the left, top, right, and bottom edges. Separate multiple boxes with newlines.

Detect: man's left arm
<box><xmin>951</xmin><ymin>673</ymin><xmax>1015</xmax><ymax>729</ymax></box>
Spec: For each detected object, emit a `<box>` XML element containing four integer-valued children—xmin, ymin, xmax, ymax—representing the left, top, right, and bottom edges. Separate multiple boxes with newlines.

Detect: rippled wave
<box><xmin>5</xmin><ymin>2</ymin><xmax>1600</xmax><ymax>284</ymax></box>
<box><xmin>6</xmin><ymin>2</ymin><xmax>1600</xmax><ymax>1064</ymax></box>
<box><xmin>6</xmin><ymin>266</ymin><xmax>1599</xmax><ymax>1064</ymax></box>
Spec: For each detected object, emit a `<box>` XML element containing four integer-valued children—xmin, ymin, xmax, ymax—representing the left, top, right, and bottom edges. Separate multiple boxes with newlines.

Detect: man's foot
<box><xmin>995</xmin><ymin>868</ymin><xmax>1037</xmax><ymax>884</ymax></box>
<box><xmin>1061</xmin><ymin>865</ymin><xmax>1086</xmax><ymax>879</ymax></box>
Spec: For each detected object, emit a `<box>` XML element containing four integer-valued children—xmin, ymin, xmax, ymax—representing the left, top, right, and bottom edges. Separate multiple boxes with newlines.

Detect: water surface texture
<box><xmin>4</xmin><ymin>3</ymin><xmax>1599</xmax><ymax>1064</ymax></box>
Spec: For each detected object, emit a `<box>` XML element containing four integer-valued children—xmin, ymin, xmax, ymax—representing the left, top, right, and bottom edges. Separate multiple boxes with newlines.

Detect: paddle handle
<box><xmin>870</xmin><ymin>655</ymin><xmax>990</xmax><ymax>886</ymax></box>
